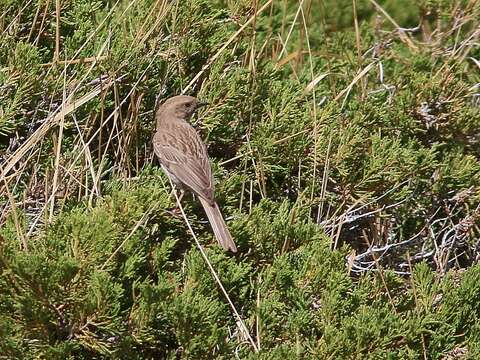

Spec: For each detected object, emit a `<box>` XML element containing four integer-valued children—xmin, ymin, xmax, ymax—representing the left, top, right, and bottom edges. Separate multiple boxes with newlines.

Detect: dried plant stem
<box><xmin>168</xmin><ymin>177</ymin><xmax>259</xmax><ymax>353</ymax></box>
<box><xmin>183</xmin><ymin>0</ymin><xmax>273</xmax><ymax>93</ymax></box>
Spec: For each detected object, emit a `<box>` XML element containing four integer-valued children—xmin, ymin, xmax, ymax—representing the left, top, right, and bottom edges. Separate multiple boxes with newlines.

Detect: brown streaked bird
<box><xmin>153</xmin><ymin>95</ymin><xmax>237</xmax><ymax>252</ymax></box>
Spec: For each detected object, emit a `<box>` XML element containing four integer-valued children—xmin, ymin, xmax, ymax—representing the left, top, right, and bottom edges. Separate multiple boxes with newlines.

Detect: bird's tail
<box><xmin>198</xmin><ymin>197</ymin><xmax>237</xmax><ymax>252</ymax></box>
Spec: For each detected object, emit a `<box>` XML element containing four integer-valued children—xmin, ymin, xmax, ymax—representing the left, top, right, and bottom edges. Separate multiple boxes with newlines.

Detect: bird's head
<box><xmin>157</xmin><ymin>95</ymin><xmax>207</xmax><ymax>121</ymax></box>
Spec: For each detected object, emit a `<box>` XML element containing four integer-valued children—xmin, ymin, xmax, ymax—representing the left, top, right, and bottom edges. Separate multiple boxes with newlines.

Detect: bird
<box><xmin>153</xmin><ymin>95</ymin><xmax>237</xmax><ymax>253</ymax></box>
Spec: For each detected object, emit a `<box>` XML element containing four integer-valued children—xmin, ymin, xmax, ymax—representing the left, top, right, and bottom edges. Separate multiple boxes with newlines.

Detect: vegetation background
<box><xmin>1</xmin><ymin>0</ymin><xmax>480</xmax><ymax>358</ymax></box>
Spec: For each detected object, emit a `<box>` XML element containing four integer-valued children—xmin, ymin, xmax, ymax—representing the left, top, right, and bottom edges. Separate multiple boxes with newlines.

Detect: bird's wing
<box><xmin>153</xmin><ymin>122</ymin><xmax>214</xmax><ymax>201</ymax></box>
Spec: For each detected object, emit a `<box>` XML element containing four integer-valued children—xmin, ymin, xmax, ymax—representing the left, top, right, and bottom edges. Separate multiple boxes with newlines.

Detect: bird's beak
<box><xmin>196</xmin><ymin>101</ymin><xmax>209</xmax><ymax>108</ymax></box>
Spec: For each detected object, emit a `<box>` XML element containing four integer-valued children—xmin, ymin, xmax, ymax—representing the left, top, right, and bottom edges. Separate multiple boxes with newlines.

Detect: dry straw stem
<box><xmin>40</xmin><ymin>56</ymin><xmax>109</xmax><ymax>67</ymax></box>
<box><xmin>24</xmin><ymin>50</ymin><xmax>160</xmax><ymax>236</ymax></box>
<box><xmin>0</xmin><ymin>80</ymin><xmax>113</xmax><ymax>183</ymax></box>
<box><xmin>1</xmin><ymin>0</ymin><xmax>34</xmax><ymax>36</ymax></box>
<box><xmin>406</xmin><ymin>253</ymin><xmax>429</xmax><ymax>360</ymax></box>
<box><xmin>352</xmin><ymin>0</ymin><xmax>367</xmax><ymax>99</ymax></box>
<box><xmin>1</xmin><ymin>0</ymin><xmax>168</xmax><ymax>196</ymax></box>
<box><xmin>49</xmin><ymin>59</ymin><xmax>68</xmax><ymax>221</ymax></box>
<box><xmin>182</xmin><ymin>0</ymin><xmax>273</xmax><ymax>93</ymax></box>
<box><xmin>434</xmin><ymin>26</ymin><xmax>480</xmax><ymax>80</ymax></box>
<box><xmin>276</xmin><ymin>0</ymin><xmax>305</xmax><ymax>61</ymax></box>
<box><xmin>219</xmin><ymin>61</ymin><xmax>363</xmax><ymax>169</ymax></box>
<box><xmin>334</xmin><ymin>61</ymin><xmax>378</xmax><ymax>111</ymax></box>
<box><xmin>33</xmin><ymin>0</ymin><xmax>52</xmax><ymax>46</ymax></box>
<box><xmin>167</xmin><ymin>177</ymin><xmax>259</xmax><ymax>353</ymax></box>
<box><xmin>303</xmin><ymin>73</ymin><xmax>329</xmax><ymax>94</ymax></box>
<box><xmin>100</xmin><ymin>201</ymin><xmax>160</xmax><ymax>271</ymax></box>
<box><xmin>2</xmin><ymin>178</ymin><xmax>28</xmax><ymax>250</ymax></box>
<box><xmin>55</xmin><ymin>0</ymin><xmax>61</xmax><ymax>62</ymax></box>
<box><xmin>217</xmin><ymin>1</ymin><xmax>413</xmax><ymax>203</ymax></box>
<box><xmin>219</xmin><ymin>129</ymin><xmax>309</xmax><ymax>166</ymax></box>
<box><xmin>1</xmin><ymin>26</ymin><xmax>113</xmax><ymax>188</ymax></box>
<box><xmin>368</xmin><ymin>0</ymin><xmax>418</xmax><ymax>51</ymax></box>
<box><xmin>295</xmin><ymin>1</ymin><xmax>319</xmax><ymax>206</ymax></box>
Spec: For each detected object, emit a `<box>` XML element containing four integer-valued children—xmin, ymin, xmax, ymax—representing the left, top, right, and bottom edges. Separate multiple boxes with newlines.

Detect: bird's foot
<box><xmin>166</xmin><ymin>206</ymin><xmax>183</xmax><ymax>219</ymax></box>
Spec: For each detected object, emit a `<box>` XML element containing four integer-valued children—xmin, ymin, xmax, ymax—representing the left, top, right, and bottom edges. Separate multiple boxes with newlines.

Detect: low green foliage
<box><xmin>1</xmin><ymin>0</ymin><xmax>480</xmax><ymax>358</ymax></box>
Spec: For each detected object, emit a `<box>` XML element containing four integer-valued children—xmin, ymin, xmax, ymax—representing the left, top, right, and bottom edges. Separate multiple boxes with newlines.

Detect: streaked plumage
<box><xmin>153</xmin><ymin>95</ymin><xmax>237</xmax><ymax>252</ymax></box>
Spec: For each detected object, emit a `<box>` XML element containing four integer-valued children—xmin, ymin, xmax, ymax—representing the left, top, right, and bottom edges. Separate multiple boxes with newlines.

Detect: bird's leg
<box><xmin>169</xmin><ymin>187</ymin><xmax>185</xmax><ymax>204</ymax></box>
<box><xmin>176</xmin><ymin>189</ymin><xmax>185</xmax><ymax>203</ymax></box>
<box><xmin>166</xmin><ymin>188</ymin><xmax>185</xmax><ymax>218</ymax></box>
